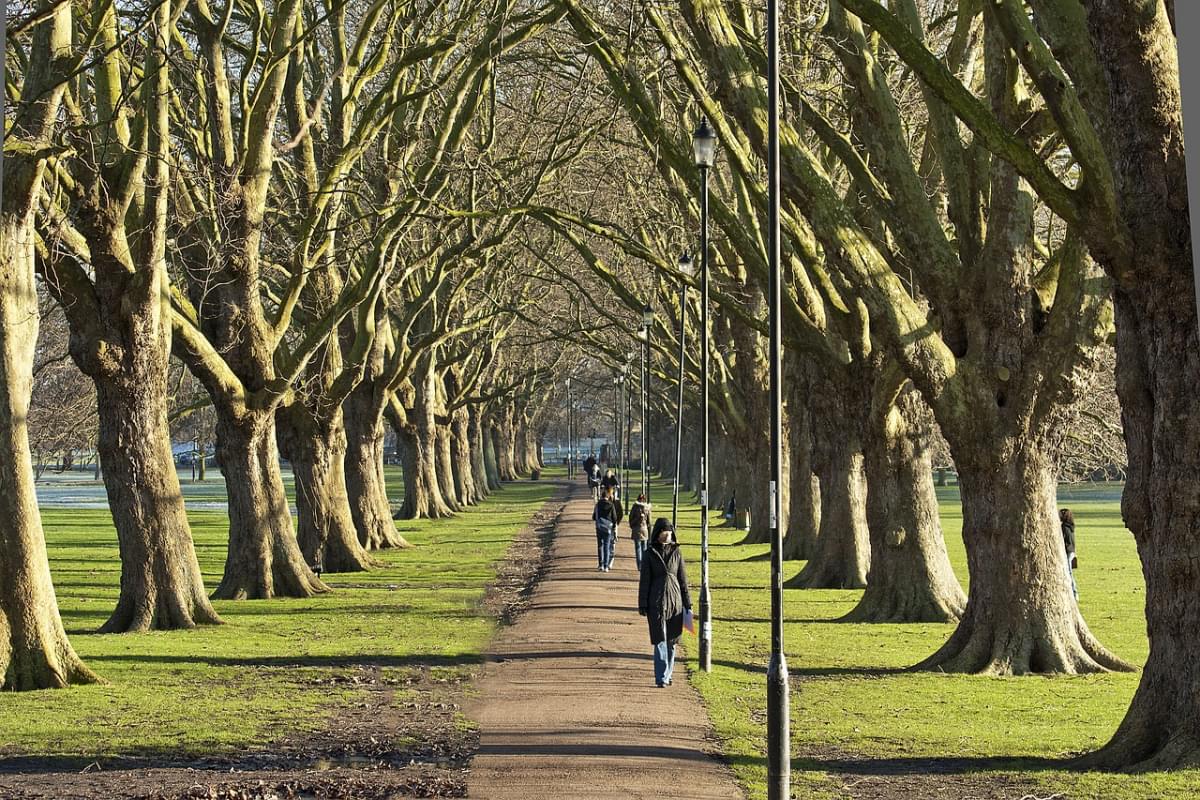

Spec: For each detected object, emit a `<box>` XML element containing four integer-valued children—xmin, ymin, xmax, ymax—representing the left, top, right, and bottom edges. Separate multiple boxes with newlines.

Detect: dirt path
<box><xmin>465</xmin><ymin>485</ymin><xmax>744</xmax><ymax>800</ymax></box>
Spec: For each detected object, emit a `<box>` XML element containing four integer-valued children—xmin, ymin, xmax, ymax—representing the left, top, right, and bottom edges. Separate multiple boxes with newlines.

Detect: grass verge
<box><xmin>1</xmin><ymin>476</ymin><xmax>557</xmax><ymax>761</ymax></box>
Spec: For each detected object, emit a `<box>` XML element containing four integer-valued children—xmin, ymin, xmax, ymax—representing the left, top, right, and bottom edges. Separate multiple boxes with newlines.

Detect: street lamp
<box><xmin>765</xmin><ymin>1</ymin><xmax>791</xmax><ymax>797</ymax></box>
<box><xmin>566</xmin><ymin>376</ymin><xmax>573</xmax><ymax>479</ymax></box>
<box><xmin>623</xmin><ymin>353</ymin><xmax>633</xmax><ymax>512</ymax></box>
<box><xmin>693</xmin><ymin>116</ymin><xmax>716</xmax><ymax>674</ymax></box>
<box><xmin>640</xmin><ymin>303</ymin><xmax>654</xmax><ymax>502</ymax></box>
<box><xmin>672</xmin><ymin>252</ymin><xmax>693</xmax><ymax>531</ymax></box>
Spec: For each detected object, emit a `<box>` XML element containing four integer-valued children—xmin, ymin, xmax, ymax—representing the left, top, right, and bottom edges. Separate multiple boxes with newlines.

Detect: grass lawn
<box><xmin>665</xmin><ymin>478</ymin><xmax>1200</xmax><ymax>800</ymax></box>
<box><xmin>1</xmin><ymin>470</ymin><xmax>557</xmax><ymax>760</ymax></box>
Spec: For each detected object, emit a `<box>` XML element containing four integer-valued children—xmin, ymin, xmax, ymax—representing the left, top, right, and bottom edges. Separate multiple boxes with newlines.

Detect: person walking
<box><xmin>601</xmin><ymin>468</ymin><xmax>621</xmax><ymax>501</ymax></box>
<box><xmin>592</xmin><ymin>485</ymin><xmax>623</xmax><ymax>572</ymax></box>
<box><xmin>628</xmin><ymin>494</ymin><xmax>651</xmax><ymax>571</ymax></box>
<box><xmin>1060</xmin><ymin>508</ymin><xmax>1079</xmax><ymax>599</ymax></box>
<box><xmin>638</xmin><ymin>518</ymin><xmax>691</xmax><ymax>688</ymax></box>
<box><xmin>587</xmin><ymin>462</ymin><xmax>602</xmax><ymax>501</ymax></box>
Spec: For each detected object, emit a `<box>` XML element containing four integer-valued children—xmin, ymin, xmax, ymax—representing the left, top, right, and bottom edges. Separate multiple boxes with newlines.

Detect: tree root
<box><xmin>911</xmin><ymin>615</ymin><xmax>1135</xmax><ymax>675</ymax></box>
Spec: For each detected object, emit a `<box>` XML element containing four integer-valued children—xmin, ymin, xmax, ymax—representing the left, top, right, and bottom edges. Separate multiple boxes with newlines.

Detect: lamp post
<box><xmin>672</xmin><ymin>252</ymin><xmax>694</xmax><ymax>530</ymax></box>
<box><xmin>765</xmin><ymin>0</ymin><xmax>791</xmax><ymax>796</ymax></box>
<box><xmin>640</xmin><ymin>303</ymin><xmax>654</xmax><ymax>502</ymax></box>
<box><xmin>693</xmin><ymin>115</ymin><xmax>717</xmax><ymax>673</ymax></box>
<box><xmin>623</xmin><ymin>353</ymin><xmax>633</xmax><ymax>512</ymax></box>
<box><xmin>565</xmin><ymin>376</ymin><xmax>573</xmax><ymax>479</ymax></box>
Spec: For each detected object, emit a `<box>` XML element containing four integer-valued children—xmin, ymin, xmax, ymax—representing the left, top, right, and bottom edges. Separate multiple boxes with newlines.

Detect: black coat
<box><xmin>592</xmin><ymin>498</ymin><xmax>623</xmax><ymax>536</ymax></box>
<box><xmin>1062</xmin><ymin>521</ymin><xmax>1076</xmax><ymax>555</ymax></box>
<box><xmin>639</xmin><ymin>543</ymin><xmax>691</xmax><ymax>645</ymax></box>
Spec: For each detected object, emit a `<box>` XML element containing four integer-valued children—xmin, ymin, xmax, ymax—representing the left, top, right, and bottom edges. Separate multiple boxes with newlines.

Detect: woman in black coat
<box><xmin>638</xmin><ymin>517</ymin><xmax>691</xmax><ymax>687</ymax></box>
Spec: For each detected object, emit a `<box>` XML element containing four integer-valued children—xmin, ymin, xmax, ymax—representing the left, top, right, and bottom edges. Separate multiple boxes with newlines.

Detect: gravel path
<box><xmin>466</xmin><ymin>484</ymin><xmax>744</xmax><ymax>800</ymax></box>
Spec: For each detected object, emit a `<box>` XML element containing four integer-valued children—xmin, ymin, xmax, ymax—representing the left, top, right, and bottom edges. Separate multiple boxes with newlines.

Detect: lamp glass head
<box><xmin>692</xmin><ymin>117</ymin><xmax>718</xmax><ymax>168</ymax></box>
<box><xmin>642</xmin><ymin>303</ymin><xmax>654</xmax><ymax>327</ymax></box>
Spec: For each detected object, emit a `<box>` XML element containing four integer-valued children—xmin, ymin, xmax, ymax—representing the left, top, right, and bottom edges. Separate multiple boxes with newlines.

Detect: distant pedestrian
<box><xmin>1060</xmin><ymin>508</ymin><xmax>1078</xmax><ymax>599</ymax></box>
<box><xmin>593</xmin><ymin>486</ymin><xmax>623</xmax><ymax>572</ymax></box>
<box><xmin>583</xmin><ymin>453</ymin><xmax>597</xmax><ymax>479</ymax></box>
<box><xmin>601</xmin><ymin>468</ymin><xmax>620</xmax><ymax>500</ymax></box>
<box><xmin>638</xmin><ymin>517</ymin><xmax>691</xmax><ymax>688</ymax></box>
<box><xmin>587</xmin><ymin>462</ymin><xmax>602</xmax><ymax>500</ymax></box>
<box><xmin>628</xmin><ymin>494</ymin><xmax>651</xmax><ymax>570</ymax></box>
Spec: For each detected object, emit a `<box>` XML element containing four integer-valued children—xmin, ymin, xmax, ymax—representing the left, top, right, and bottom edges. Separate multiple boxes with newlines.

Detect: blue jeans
<box><xmin>597</xmin><ymin>534</ymin><xmax>614</xmax><ymax>568</ymax></box>
<box><xmin>633</xmin><ymin>539</ymin><xmax>648</xmax><ymax>571</ymax></box>
<box><xmin>653</xmin><ymin>638</ymin><xmax>676</xmax><ymax>685</ymax></box>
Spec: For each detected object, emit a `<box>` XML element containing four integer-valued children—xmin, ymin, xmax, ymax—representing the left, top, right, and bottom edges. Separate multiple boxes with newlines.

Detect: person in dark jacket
<box><xmin>601</xmin><ymin>468</ymin><xmax>620</xmax><ymax>500</ymax></box>
<box><xmin>1060</xmin><ymin>508</ymin><xmax>1078</xmax><ymax>599</ymax></box>
<box><xmin>628</xmin><ymin>494</ymin><xmax>651</xmax><ymax>571</ymax></box>
<box><xmin>638</xmin><ymin>517</ymin><xmax>691</xmax><ymax>687</ymax></box>
<box><xmin>593</xmin><ymin>486</ymin><xmax>624</xmax><ymax>572</ymax></box>
<box><xmin>583</xmin><ymin>454</ymin><xmax>597</xmax><ymax>480</ymax></box>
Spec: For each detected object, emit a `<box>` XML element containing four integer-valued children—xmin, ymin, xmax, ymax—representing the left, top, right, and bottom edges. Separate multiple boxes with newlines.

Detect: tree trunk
<box><xmin>467</xmin><ymin>407</ymin><xmax>490</xmax><ymax>501</ymax></box>
<box><xmin>277</xmin><ymin>404</ymin><xmax>373</xmax><ymax>573</ymax></box>
<box><xmin>783</xmin><ymin>400</ymin><xmax>818</xmax><ymax>561</ymax></box>
<box><xmin>393</xmin><ymin>420</ymin><xmax>453</xmax><ymax>520</ymax></box>
<box><xmin>842</xmin><ymin>385</ymin><xmax>965</xmax><ymax>623</ymax></box>
<box><xmin>1080</xmin><ymin>279</ymin><xmax>1200</xmax><ymax>766</ymax></box>
<box><xmin>211</xmin><ymin>409</ymin><xmax>328</xmax><ymax>599</ymax></box>
<box><xmin>344</xmin><ymin>383</ymin><xmax>408</xmax><ymax>549</ymax></box>
<box><xmin>483</xmin><ymin>420</ymin><xmax>503</xmax><ymax>490</ymax></box>
<box><xmin>95</xmin><ymin>375</ymin><xmax>222</xmax><ymax>631</ymax></box>
<box><xmin>1</xmin><ymin>145</ymin><xmax>100</xmax><ymax>688</ymax></box>
<box><xmin>450</xmin><ymin>408</ymin><xmax>478</xmax><ymax>505</ymax></box>
<box><xmin>1068</xmin><ymin>1</ymin><xmax>1200</xmax><ymax>768</ymax></box>
<box><xmin>915</xmin><ymin>440</ymin><xmax>1130</xmax><ymax>674</ymax></box>
<box><xmin>494</xmin><ymin>417</ymin><xmax>518</xmax><ymax>481</ymax></box>
<box><xmin>434</xmin><ymin>423</ymin><xmax>462</xmax><ymax>511</ymax></box>
<box><xmin>788</xmin><ymin>434</ymin><xmax>870</xmax><ymax>589</ymax></box>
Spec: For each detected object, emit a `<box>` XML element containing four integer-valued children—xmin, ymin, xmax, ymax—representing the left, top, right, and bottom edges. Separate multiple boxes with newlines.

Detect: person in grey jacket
<box><xmin>638</xmin><ymin>518</ymin><xmax>691</xmax><ymax>687</ymax></box>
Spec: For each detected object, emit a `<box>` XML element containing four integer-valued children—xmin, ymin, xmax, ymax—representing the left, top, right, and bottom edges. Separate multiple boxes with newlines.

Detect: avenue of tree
<box><xmin>2</xmin><ymin>0</ymin><xmax>1196</xmax><ymax>773</ymax></box>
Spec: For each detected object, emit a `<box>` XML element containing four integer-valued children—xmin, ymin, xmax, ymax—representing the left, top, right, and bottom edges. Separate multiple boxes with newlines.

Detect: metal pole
<box><xmin>766</xmin><ymin>0</ymin><xmax>791</xmax><ymax>794</ymax></box>
<box><xmin>699</xmin><ymin>164</ymin><xmax>713</xmax><ymax>673</ymax></box>
<box><xmin>672</xmin><ymin>281</ymin><xmax>687</xmax><ymax>529</ymax></box>
<box><xmin>640</xmin><ymin>332</ymin><xmax>649</xmax><ymax>503</ymax></box>
<box><xmin>624</xmin><ymin>368</ymin><xmax>632</xmax><ymax>513</ymax></box>
<box><xmin>643</xmin><ymin>330</ymin><xmax>651</xmax><ymax>503</ymax></box>
<box><xmin>567</xmin><ymin>378</ymin><xmax>573</xmax><ymax>479</ymax></box>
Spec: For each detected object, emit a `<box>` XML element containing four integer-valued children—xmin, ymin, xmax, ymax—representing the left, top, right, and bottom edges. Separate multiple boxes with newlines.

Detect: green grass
<box><xmin>1</xmin><ymin>472</ymin><xmax>557</xmax><ymax>760</ymax></box>
<box><xmin>665</xmin><ymin>478</ymin><xmax>1200</xmax><ymax>800</ymax></box>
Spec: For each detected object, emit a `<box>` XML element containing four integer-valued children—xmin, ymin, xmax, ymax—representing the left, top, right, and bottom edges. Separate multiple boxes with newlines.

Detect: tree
<box><xmin>35</xmin><ymin>0</ymin><xmax>222</xmax><ymax>631</ymax></box>
<box><xmin>1</xmin><ymin>0</ymin><xmax>99</xmax><ymax>688</ymax></box>
<box><xmin>835</xmin><ymin>0</ymin><xmax>1198</xmax><ymax>763</ymax></box>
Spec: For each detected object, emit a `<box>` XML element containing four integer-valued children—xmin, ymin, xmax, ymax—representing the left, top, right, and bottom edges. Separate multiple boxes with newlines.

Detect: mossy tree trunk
<box><xmin>211</xmin><ymin>409</ymin><xmax>328</xmax><ymax>599</ymax></box>
<box><xmin>344</xmin><ymin>379</ymin><xmax>409</xmax><ymax>549</ymax></box>
<box><xmin>843</xmin><ymin>383</ymin><xmax>965</xmax><ymax>623</ymax></box>
<box><xmin>1</xmin><ymin>2</ymin><xmax>99</xmax><ymax>685</ymax></box>
<box><xmin>277</xmin><ymin>404</ymin><xmax>373</xmax><ymax>573</ymax></box>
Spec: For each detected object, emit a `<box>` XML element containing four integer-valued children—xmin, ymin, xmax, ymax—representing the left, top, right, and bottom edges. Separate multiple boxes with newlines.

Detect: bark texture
<box><xmin>1</xmin><ymin>4</ymin><xmax>100</xmax><ymax>688</ymax></box>
<box><xmin>96</xmin><ymin>377</ymin><xmax>222</xmax><ymax>630</ymax></box>
<box><xmin>842</xmin><ymin>385</ymin><xmax>965</xmax><ymax>623</ymax></box>
<box><xmin>788</xmin><ymin>434</ymin><xmax>870</xmax><ymax>589</ymax></box>
<box><xmin>212</xmin><ymin>411</ymin><xmax>329</xmax><ymax>599</ymax></box>
<box><xmin>344</xmin><ymin>382</ymin><xmax>409</xmax><ymax>549</ymax></box>
<box><xmin>278</xmin><ymin>404</ymin><xmax>373</xmax><ymax>573</ymax></box>
<box><xmin>391</xmin><ymin>399</ymin><xmax>454</xmax><ymax>520</ymax></box>
<box><xmin>1070</xmin><ymin>0</ymin><xmax>1200</xmax><ymax>768</ymax></box>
